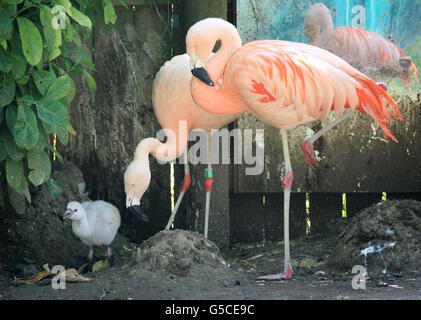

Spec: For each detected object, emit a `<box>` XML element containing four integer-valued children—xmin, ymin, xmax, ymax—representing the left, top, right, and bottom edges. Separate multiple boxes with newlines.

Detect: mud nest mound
<box><xmin>131</xmin><ymin>229</ymin><xmax>233</xmax><ymax>282</ymax></box>
<box><xmin>328</xmin><ymin>199</ymin><xmax>421</xmax><ymax>277</ymax></box>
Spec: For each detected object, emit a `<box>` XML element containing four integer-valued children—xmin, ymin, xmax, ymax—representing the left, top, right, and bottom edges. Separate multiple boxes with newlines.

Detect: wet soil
<box><xmin>1</xmin><ymin>161</ymin><xmax>420</xmax><ymax>300</ymax></box>
<box><xmin>1</xmin><ymin>225</ymin><xmax>420</xmax><ymax>300</ymax></box>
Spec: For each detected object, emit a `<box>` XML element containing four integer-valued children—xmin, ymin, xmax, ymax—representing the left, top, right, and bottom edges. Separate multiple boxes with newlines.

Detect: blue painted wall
<box><xmin>237</xmin><ymin>0</ymin><xmax>421</xmax><ymax>49</ymax></box>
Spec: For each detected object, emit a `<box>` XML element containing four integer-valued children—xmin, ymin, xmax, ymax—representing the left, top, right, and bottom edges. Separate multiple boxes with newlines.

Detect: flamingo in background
<box><xmin>304</xmin><ymin>3</ymin><xmax>419</xmax><ymax>89</ymax></box>
<box><xmin>187</xmin><ymin>18</ymin><xmax>401</xmax><ymax>279</ymax></box>
<box><xmin>124</xmin><ymin>54</ymin><xmax>239</xmax><ymax>237</ymax></box>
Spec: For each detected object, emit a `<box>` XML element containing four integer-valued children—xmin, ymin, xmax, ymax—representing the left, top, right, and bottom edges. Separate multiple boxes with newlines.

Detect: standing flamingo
<box><xmin>186</xmin><ymin>18</ymin><xmax>401</xmax><ymax>279</ymax></box>
<box><xmin>304</xmin><ymin>3</ymin><xmax>419</xmax><ymax>89</ymax></box>
<box><xmin>124</xmin><ymin>53</ymin><xmax>240</xmax><ymax>237</ymax></box>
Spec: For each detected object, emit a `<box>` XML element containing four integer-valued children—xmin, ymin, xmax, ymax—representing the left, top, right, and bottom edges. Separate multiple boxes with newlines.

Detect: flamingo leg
<box><xmin>165</xmin><ymin>149</ymin><xmax>191</xmax><ymax>230</ymax></box>
<box><xmin>107</xmin><ymin>245</ymin><xmax>115</xmax><ymax>267</ymax></box>
<box><xmin>204</xmin><ymin>135</ymin><xmax>213</xmax><ymax>239</ymax></box>
<box><xmin>259</xmin><ymin>131</ymin><xmax>294</xmax><ymax>280</ymax></box>
<box><xmin>88</xmin><ymin>246</ymin><xmax>95</xmax><ymax>272</ymax></box>
<box><xmin>301</xmin><ymin>110</ymin><xmax>354</xmax><ymax>168</ymax></box>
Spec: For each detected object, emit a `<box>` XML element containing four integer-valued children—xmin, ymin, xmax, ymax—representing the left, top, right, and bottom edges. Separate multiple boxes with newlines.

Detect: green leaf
<box><xmin>36</xmin><ymin>98</ymin><xmax>68</xmax><ymax>126</ymax></box>
<box><xmin>63</xmin><ymin>15</ymin><xmax>72</xmax><ymax>42</ymax></box>
<box><xmin>0</xmin><ymin>107</ymin><xmax>3</xmax><ymax>125</ymax></box>
<box><xmin>27</xmin><ymin>149</ymin><xmax>51</xmax><ymax>186</ymax></box>
<box><xmin>71</xmin><ymin>25</ymin><xmax>81</xmax><ymax>47</ymax></box>
<box><xmin>82</xmin><ymin>69</ymin><xmax>96</xmax><ymax>101</ymax></box>
<box><xmin>46</xmin><ymin>74</ymin><xmax>70</xmax><ymax>100</ymax></box>
<box><xmin>13</xmin><ymin>102</ymin><xmax>39</xmax><ymax>149</ymax></box>
<box><xmin>0</xmin><ymin>40</ymin><xmax>6</xmax><ymax>50</ymax></box>
<box><xmin>6</xmin><ymin>157</ymin><xmax>25</xmax><ymax>191</ymax></box>
<box><xmin>0</xmin><ymin>137</ymin><xmax>7</xmax><ymax>161</ymax></box>
<box><xmin>68</xmin><ymin>7</ymin><xmax>92</xmax><ymax>30</ymax></box>
<box><xmin>1</xmin><ymin>1</ymin><xmax>24</xmax><ymax>4</ymax></box>
<box><xmin>40</xmin><ymin>5</ymin><xmax>62</xmax><ymax>61</ymax></box>
<box><xmin>0</xmin><ymin>48</ymin><xmax>11</xmax><ymax>72</ymax></box>
<box><xmin>5</xmin><ymin>103</ymin><xmax>17</xmax><ymax>131</ymax></box>
<box><xmin>66</xmin><ymin>76</ymin><xmax>76</xmax><ymax>104</ymax></box>
<box><xmin>1</xmin><ymin>126</ymin><xmax>24</xmax><ymax>161</ymax></box>
<box><xmin>0</xmin><ymin>71</ymin><xmax>15</xmax><ymax>107</ymax></box>
<box><xmin>45</xmin><ymin>143</ymin><xmax>63</xmax><ymax>161</ymax></box>
<box><xmin>10</xmin><ymin>53</ymin><xmax>26</xmax><ymax>80</ymax></box>
<box><xmin>0</xmin><ymin>4</ymin><xmax>15</xmax><ymax>41</ymax></box>
<box><xmin>75</xmin><ymin>47</ymin><xmax>95</xmax><ymax>71</ymax></box>
<box><xmin>34</xmin><ymin>119</ymin><xmax>46</xmax><ymax>150</ymax></box>
<box><xmin>8</xmin><ymin>184</ymin><xmax>27</xmax><ymax>214</ymax></box>
<box><xmin>33</xmin><ymin>70</ymin><xmax>57</xmax><ymax>96</ymax></box>
<box><xmin>116</xmin><ymin>0</ymin><xmax>128</xmax><ymax>10</ymax></box>
<box><xmin>103</xmin><ymin>0</ymin><xmax>117</xmax><ymax>25</ymax></box>
<box><xmin>16</xmin><ymin>74</ymin><xmax>29</xmax><ymax>85</ymax></box>
<box><xmin>17</xmin><ymin>17</ymin><xmax>43</xmax><ymax>66</ymax></box>
<box><xmin>47</xmin><ymin>178</ymin><xmax>62</xmax><ymax>197</ymax></box>
<box><xmin>56</xmin><ymin>0</ymin><xmax>71</xmax><ymax>12</ymax></box>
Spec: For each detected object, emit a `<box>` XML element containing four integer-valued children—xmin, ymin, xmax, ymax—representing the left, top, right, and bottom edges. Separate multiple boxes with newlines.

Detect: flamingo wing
<box><xmin>228</xmin><ymin>40</ymin><xmax>400</xmax><ymax>141</ymax></box>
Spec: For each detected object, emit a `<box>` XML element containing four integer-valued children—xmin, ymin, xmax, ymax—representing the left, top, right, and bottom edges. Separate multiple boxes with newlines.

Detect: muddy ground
<box><xmin>1</xmin><ymin>226</ymin><xmax>420</xmax><ymax>300</ymax></box>
<box><xmin>1</xmin><ymin>161</ymin><xmax>420</xmax><ymax>300</ymax></box>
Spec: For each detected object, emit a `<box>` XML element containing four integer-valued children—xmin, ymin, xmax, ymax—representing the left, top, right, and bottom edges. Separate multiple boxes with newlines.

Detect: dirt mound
<box><xmin>131</xmin><ymin>229</ymin><xmax>232</xmax><ymax>280</ymax></box>
<box><xmin>328</xmin><ymin>199</ymin><xmax>421</xmax><ymax>277</ymax></box>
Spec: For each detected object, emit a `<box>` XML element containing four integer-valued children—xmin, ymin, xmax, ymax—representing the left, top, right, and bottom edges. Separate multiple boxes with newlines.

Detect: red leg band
<box><xmin>282</xmin><ymin>171</ymin><xmax>294</xmax><ymax>190</ymax></box>
<box><xmin>204</xmin><ymin>177</ymin><xmax>213</xmax><ymax>192</ymax></box>
<box><xmin>181</xmin><ymin>174</ymin><xmax>191</xmax><ymax>192</ymax></box>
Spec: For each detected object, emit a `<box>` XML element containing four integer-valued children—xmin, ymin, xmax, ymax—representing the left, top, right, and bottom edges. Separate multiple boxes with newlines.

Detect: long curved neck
<box><xmin>134</xmin><ymin>127</ymin><xmax>188</xmax><ymax>163</ymax></box>
<box><xmin>306</xmin><ymin>7</ymin><xmax>334</xmax><ymax>43</ymax></box>
<box><xmin>190</xmin><ymin>30</ymin><xmax>245</xmax><ymax>114</ymax></box>
<box><xmin>320</xmin><ymin>10</ymin><xmax>334</xmax><ymax>35</ymax></box>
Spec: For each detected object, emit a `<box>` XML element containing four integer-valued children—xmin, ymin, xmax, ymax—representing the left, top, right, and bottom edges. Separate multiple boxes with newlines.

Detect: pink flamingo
<box><xmin>124</xmin><ymin>53</ymin><xmax>240</xmax><ymax>237</ymax></box>
<box><xmin>304</xmin><ymin>3</ymin><xmax>419</xmax><ymax>89</ymax></box>
<box><xmin>186</xmin><ymin>18</ymin><xmax>401</xmax><ymax>279</ymax></box>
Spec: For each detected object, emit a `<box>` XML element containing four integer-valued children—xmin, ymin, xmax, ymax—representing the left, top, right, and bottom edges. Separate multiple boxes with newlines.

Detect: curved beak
<box><xmin>63</xmin><ymin>209</ymin><xmax>73</xmax><ymax>220</ymax></box>
<box><xmin>126</xmin><ymin>191</ymin><xmax>150</xmax><ymax>222</ymax></box>
<box><xmin>190</xmin><ymin>53</ymin><xmax>214</xmax><ymax>86</ymax></box>
<box><xmin>128</xmin><ymin>205</ymin><xmax>150</xmax><ymax>222</ymax></box>
<box><xmin>191</xmin><ymin>67</ymin><xmax>214</xmax><ymax>86</ymax></box>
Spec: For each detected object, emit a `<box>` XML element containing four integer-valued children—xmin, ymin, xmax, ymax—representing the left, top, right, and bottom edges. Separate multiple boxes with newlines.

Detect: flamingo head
<box><xmin>304</xmin><ymin>3</ymin><xmax>332</xmax><ymax>43</ymax></box>
<box><xmin>186</xmin><ymin>18</ymin><xmax>240</xmax><ymax>86</ymax></box>
<box><xmin>124</xmin><ymin>158</ymin><xmax>151</xmax><ymax>222</ymax></box>
<box><xmin>63</xmin><ymin>201</ymin><xmax>85</xmax><ymax>221</ymax></box>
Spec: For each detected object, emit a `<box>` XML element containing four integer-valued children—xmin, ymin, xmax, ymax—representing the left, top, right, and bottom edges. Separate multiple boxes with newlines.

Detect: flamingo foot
<box><xmin>301</xmin><ymin>140</ymin><xmax>318</xmax><ymax>168</ymax></box>
<box><xmin>257</xmin><ymin>262</ymin><xmax>293</xmax><ymax>281</ymax></box>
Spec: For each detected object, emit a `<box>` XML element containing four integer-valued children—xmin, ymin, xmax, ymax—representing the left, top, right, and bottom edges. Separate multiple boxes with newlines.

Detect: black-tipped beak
<box><xmin>191</xmin><ymin>67</ymin><xmax>214</xmax><ymax>86</ymax></box>
<box><xmin>128</xmin><ymin>205</ymin><xmax>150</xmax><ymax>222</ymax></box>
<box><xmin>63</xmin><ymin>209</ymin><xmax>72</xmax><ymax>220</ymax></box>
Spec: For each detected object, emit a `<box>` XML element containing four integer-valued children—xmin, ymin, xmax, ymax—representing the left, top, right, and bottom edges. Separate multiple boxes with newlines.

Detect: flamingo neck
<box><xmin>134</xmin><ymin>128</ymin><xmax>188</xmax><ymax>163</ymax></box>
<box><xmin>191</xmin><ymin>33</ymin><xmax>245</xmax><ymax>114</ymax></box>
<box><xmin>306</xmin><ymin>6</ymin><xmax>334</xmax><ymax>43</ymax></box>
<box><xmin>320</xmin><ymin>13</ymin><xmax>334</xmax><ymax>35</ymax></box>
<box><xmin>72</xmin><ymin>210</ymin><xmax>91</xmax><ymax>239</ymax></box>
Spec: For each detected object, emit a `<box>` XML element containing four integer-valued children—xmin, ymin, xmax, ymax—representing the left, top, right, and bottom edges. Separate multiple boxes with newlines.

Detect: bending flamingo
<box><xmin>124</xmin><ymin>53</ymin><xmax>239</xmax><ymax>237</ymax></box>
<box><xmin>304</xmin><ymin>3</ymin><xmax>419</xmax><ymax>89</ymax></box>
<box><xmin>187</xmin><ymin>18</ymin><xmax>401</xmax><ymax>279</ymax></box>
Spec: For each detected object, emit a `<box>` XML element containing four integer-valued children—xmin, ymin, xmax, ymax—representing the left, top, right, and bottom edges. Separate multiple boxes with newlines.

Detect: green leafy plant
<box><xmin>0</xmin><ymin>0</ymin><xmax>121</xmax><ymax>214</ymax></box>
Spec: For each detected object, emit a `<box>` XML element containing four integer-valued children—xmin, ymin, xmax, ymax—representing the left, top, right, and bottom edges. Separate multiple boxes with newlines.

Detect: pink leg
<box><xmin>258</xmin><ymin>131</ymin><xmax>294</xmax><ymax>280</ymax></box>
<box><xmin>166</xmin><ymin>151</ymin><xmax>191</xmax><ymax>230</ymax></box>
<box><xmin>301</xmin><ymin>110</ymin><xmax>354</xmax><ymax>168</ymax></box>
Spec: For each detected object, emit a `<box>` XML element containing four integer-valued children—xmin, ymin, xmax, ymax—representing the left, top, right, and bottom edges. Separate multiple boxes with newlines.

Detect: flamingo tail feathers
<box><xmin>353</xmin><ymin>75</ymin><xmax>401</xmax><ymax>143</ymax></box>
